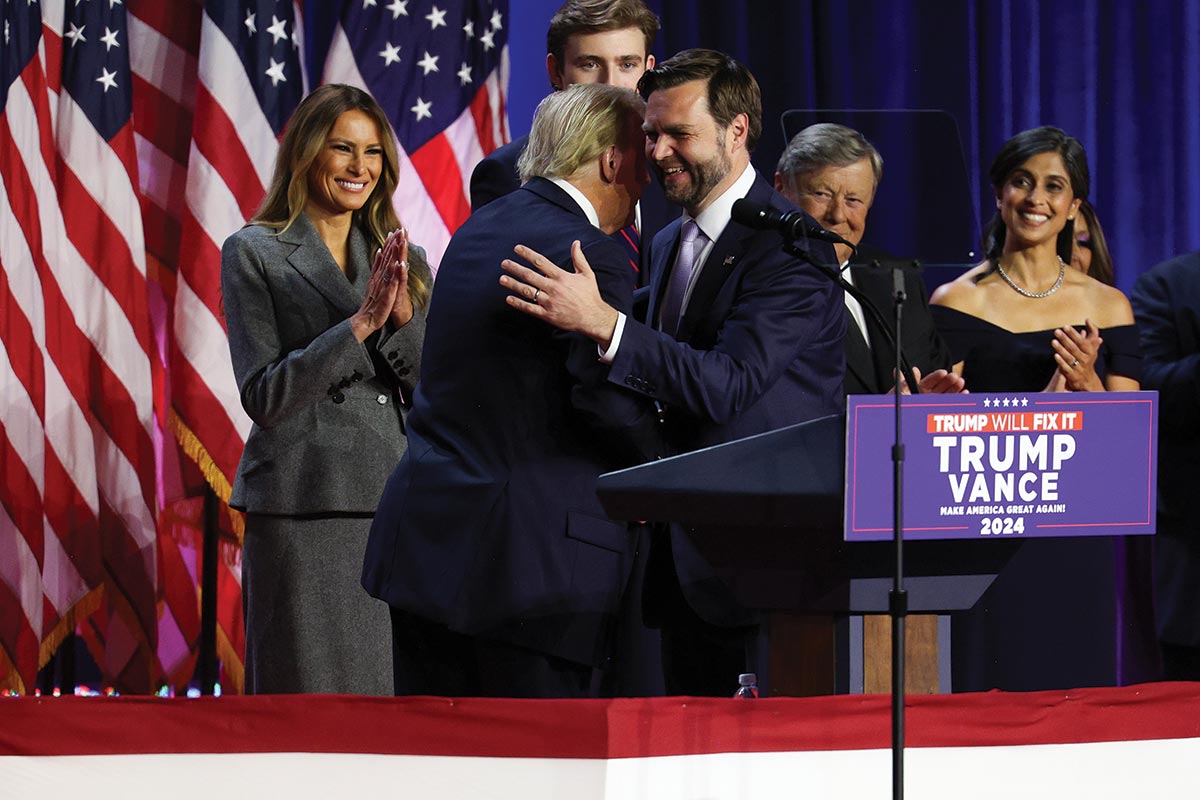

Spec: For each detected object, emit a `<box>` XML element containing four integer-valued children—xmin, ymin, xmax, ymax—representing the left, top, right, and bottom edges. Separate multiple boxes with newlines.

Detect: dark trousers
<box><xmin>389</xmin><ymin>608</ymin><xmax>593</xmax><ymax>698</ymax></box>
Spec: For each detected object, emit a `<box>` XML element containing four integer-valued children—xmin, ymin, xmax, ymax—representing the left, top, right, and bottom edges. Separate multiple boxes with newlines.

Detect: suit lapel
<box><xmin>280</xmin><ymin>213</ymin><xmax>363</xmax><ymax>316</ymax></box>
<box><xmin>849</xmin><ymin>262</ymin><xmax>899</xmax><ymax>391</ymax></box>
<box><xmin>673</xmin><ymin>174</ymin><xmax>777</xmax><ymax>342</ymax></box>
<box><xmin>646</xmin><ymin>218</ymin><xmax>681</xmax><ymax>328</ymax></box>
<box><xmin>675</xmin><ymin>222</ymin><xmax>749</xmax><ymax>342</ymax></box>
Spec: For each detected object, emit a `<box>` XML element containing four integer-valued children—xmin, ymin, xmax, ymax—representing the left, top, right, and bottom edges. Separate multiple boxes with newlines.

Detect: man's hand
<box><xmin>893</xmin><ymin>366</ymin><xmax>968</xmax><ymax>395</ymax></box>
<box><xmin>500</xmin><ymin>240</ymin><xmax>620</xmax><ymax>349</ymax></box>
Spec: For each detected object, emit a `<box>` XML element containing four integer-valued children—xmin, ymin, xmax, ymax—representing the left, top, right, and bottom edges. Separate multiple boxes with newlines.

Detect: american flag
<box><xmin>2</xmin><ymin>0</ymin><xmax>160</xmax><ymax>692</ymax></box>
<box><xmin>323</xmin><ymin>0</ymin><xmax>509</xmax><ymax>270</ymax></box>
<box><xmin>1</xmin><ymin>0</ymin><xmax>509</xmax><ymax>694</ymax></box>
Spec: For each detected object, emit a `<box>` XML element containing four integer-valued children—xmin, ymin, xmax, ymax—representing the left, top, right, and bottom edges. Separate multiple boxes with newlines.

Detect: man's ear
<box><xmin>545</xmin><ymin>54</ymin><xmax>563</xmax><ymax>90</ymax></box>
<box><xmin>773</xmin><ymin>171</ymin><xmax>784</xmax><ymax>193</ymax></box>
<box><xmin>599</xmin><ymin>145</ymin><xmax>619</xmax><ymax>183</ymax></box>
<box><xmin>728</xmin><ymin>112</ymin><xmax>749</xmax><ymax>150</ymax></box>
<box><xmin>645</xmin><ymin>53</ymin><xmax>656</xmax><ymax>72</ymax></box>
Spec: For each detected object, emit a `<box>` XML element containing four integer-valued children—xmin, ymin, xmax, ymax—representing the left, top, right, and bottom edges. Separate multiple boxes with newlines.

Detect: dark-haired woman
<box><xmin>929</xmin><ymin>127</ymin><xmax>1157</xmax><ymax>691</ymax></box>
<box><xmin>931</xmin><ymin>126</ymin><xmax>1136</xmax><ymax>393</ymax></box>
<box><xmin>221</xmin><ymin>84</ymin><xmax>430</xmax><ymax>694</ymax></box>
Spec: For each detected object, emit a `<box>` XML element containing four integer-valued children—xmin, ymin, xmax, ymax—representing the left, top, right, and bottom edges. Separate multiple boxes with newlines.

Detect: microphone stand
<box><xmin>888</xmin><ymin>265</ymin><xmax>908</xmax><ymax>800</ymax></box>
<box><xmin>785</xmin><ymin>243</ymin><xmax>911</xmax><ymax>800</ymax></box>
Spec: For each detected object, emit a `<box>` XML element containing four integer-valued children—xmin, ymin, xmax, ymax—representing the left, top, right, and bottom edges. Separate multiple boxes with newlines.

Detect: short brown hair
<box><xmin>546</xmin><ymin>0</ymin><xmax>660</xmax><ymax>66</ymax></box>
<box><xmin>637</xmin><ymin>48</ymin><xmax>762</xmax><ymax>152</ymax></box>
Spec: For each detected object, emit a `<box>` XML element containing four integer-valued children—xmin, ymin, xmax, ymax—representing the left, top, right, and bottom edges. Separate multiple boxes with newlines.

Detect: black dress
<box><xmin>931</xmin><ymin>306</ymin><xmax>1160</xmax><ymax>691</ymax></box>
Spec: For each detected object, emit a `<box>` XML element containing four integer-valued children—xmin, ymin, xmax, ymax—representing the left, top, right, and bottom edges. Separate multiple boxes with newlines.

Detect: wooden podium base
<box><xmin>767</xmin><ymin>612</ymin><xmax>941</xmax><ymax>697</ymax></box>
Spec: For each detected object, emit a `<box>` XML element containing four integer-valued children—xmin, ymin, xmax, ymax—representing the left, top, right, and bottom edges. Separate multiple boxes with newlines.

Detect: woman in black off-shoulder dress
<box><xmin>929</xmin><ymin>127</ymin><xmax>1159</xmax><ymax>691</ymax></box>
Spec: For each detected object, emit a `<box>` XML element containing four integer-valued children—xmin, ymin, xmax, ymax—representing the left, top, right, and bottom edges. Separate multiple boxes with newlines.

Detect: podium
<box><xmin>597</xmin><ymin>414</ymin><xmax>1020</xmax><ymax>696</ymax></box>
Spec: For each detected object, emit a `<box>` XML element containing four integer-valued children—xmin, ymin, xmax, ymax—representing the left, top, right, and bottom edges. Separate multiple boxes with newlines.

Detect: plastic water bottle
<box><xmin>733</xmin><ymin>672</ymin><xmax>759</xmax><ymax>699</ymax></box>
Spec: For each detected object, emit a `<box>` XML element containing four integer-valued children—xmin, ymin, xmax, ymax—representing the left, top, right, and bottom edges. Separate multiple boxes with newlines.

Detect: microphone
<box><xmin>731</xmin><ymin>198</ymin><xmax>856</xmax><ymax>252</ymax></box>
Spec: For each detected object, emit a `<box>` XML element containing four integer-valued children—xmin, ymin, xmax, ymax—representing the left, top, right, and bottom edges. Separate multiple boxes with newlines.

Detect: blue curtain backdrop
<box><xmin>308</xmin><ymin>0</ymin><xmax>1200</xmax><ymax>295</ymax></box>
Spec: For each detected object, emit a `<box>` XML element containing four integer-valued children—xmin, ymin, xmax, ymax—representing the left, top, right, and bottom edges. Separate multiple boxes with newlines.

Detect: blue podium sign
<box><xmin>845</xmin><ymin>392</ymin><xmax>1158</xmax><ymax>542</ymax></box>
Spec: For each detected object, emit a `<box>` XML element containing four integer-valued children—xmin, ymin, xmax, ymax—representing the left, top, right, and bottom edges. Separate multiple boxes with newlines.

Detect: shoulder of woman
<box><xmin>930</xmin><ymin>269</ymin><xmax>984</xmax><ymax>310</ymax></box>
<box><xmin>1092</xmin><ymin>282</ymin><xmax>1135</xmax><ymax>327</ymax></box>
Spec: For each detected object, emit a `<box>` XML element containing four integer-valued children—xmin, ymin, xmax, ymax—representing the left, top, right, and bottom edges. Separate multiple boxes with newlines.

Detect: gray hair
<box><xmin>776</xmin><ymin>123</ymin><xmax>883</xmax><ymax>189</ymax></box>
<box><xmin>517</xmin><ymin>83</ymin><xmax>645</xmax><ymax>183</ymax></box>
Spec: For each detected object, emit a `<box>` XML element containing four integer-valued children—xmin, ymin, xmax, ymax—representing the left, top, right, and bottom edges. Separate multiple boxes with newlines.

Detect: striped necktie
<box><xmin>614</xmin><ymin>223</ymin><xmax>641</xmax><ymax>284</ymax></box>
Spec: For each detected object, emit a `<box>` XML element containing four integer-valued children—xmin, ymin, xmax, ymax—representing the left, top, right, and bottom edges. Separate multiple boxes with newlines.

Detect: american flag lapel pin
<box><xmin>723</xmin><ymin>255</ymin><xmax>736</xmax><ymax>266</ymax></box>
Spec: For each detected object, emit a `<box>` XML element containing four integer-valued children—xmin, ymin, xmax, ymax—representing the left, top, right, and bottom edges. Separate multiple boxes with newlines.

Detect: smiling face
<box><xmin>643</xmin><ymin>79</ymin><xmax>745</xmax><ymax>216</ymax></box>
<box><xmin>548</xmin><ymin>27</ymin><xmax>653</xmax><ymax>91</ymax></box>
<box><xmin>777</xmin><ymin>158</ymin><xmax>875</xmax><ymax>263</ymax></box>
<box><xmin>304</xmin><ymin>109</ymin><xmax>384</xmax><ymax>222</ymax></box>
<box><xmin>995</xmin><ymin>150</ymin><xmax>1081</xmax><ymax>252</ymax></box>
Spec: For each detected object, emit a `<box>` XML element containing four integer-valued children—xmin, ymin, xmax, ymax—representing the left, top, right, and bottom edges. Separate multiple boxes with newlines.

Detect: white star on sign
<box><xmin>379</xmin><ymin>41</ymin><xmax>401</xmax><ymax>66</ymax></box>
<box><xmin>267</xmin><ymin>15</ymin><xmax>288</xmax><ymax>44</ymax></box>
<box><xmin>64</xmin><ymin>22</ymin><xmax>86</xmax><ymax>46</ymax></box>
<box><xmin>244</xmin><ymin>11</ymin><xmax>256</xmax><ymax>35</ymax></box>
<box><xmin>417</xmin><ymin>51</ymin><xmax>439</xmax><ymax>75</ymax></box>
<box><xmin>426</xmin><ymin>5</ymin><xmax>446</xmax><ymax>29</ymax></box>
<box><xmin>457</xmin><ymin>62</ymin><xmax>472</xmax><ymax>85</ymax></box>
<box><xmin>100</xmin><ymin>26</ymin><xmax>119</xmax><ymax>51</ymax></box>
<box><xmin>363</xmin><ymin>0</ymin><xmax>377</xmax><ymax>7</ymax></box>
<box><xmin>265</xmin><ymin>58</ymin><xmax>287</xmax><ymax>86</ymax></box>
<box><xmin>490</xmin><ymin>10</ymin><xmax>502</xmax><ymax>30</ymax></box>
<box><xmin>479</xmin><ymin>29</ymin><xmax>495</xmax><ymax>50</ymax></box>
<box><xmin>411</xmin><ymin>97</ymin><xmax>432</xmax><ymax>122</ymax></box>
<box><xmin>96</xmin><ymin>67</ymin><xmax>118</xmax><ymax>92</ymax></box>
<box><xmin>387</xmin><ymin>0</ymin><xmax>407</xmax><ymax>19</ymax></box>
<box><xmin>462</xmin><ymin>20</ymin><xmax>474</xmax><ymax>38</ymax></box>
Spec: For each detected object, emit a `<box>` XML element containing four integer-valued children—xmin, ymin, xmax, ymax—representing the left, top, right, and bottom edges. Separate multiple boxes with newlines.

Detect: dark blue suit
<box><xmin>606</xmin><ymin>173</ymin><xmax>846</xmax><ymax>692</ymax></box>
<box><xmin>1132</xmin><ymin>251</ymin><xmax>1200</xmax><ymax>678</ymax></box>
<box><xmin>363</xmin><ymin>178</ymin><xmax>660</xmax><ymax>695</ymax></box>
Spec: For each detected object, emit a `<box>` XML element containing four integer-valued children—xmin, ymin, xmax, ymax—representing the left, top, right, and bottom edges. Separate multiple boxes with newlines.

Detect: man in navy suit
<box><xmin>363</xmin><ymin>83</ymin><xmax>660</xmax><ymax>698</ymax></box>
<box><xmin>470</xmin><ymin>0</ymin><xmax>667</xmax><ymax>285</ymax></box>
<box><xmin>501</xmin><ymin>50</ymin><xmax>846</xmax><ymax>695</ymax></box>
<box><xmin>1132</xmin><ymin>251</ymin><xmax>1200</xmax><ymax>680</ymax></box>
<box><xmin>775</xmin><ymin>123</ymin><xmax>961</xmax><ymax>396</ymax></box>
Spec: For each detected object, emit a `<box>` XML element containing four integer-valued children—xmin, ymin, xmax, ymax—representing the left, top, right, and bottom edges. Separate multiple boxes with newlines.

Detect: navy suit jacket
<box><xmin>843</xmin><ymin>246</ymin><xmax>952</xmax><ymax>395</ymax></box>
<box><xmin>607</xmin><ymin>173</ymin><xmax>847</xmax><ymax>624</ymax></box>
<box><xmin>363</xmin><ymin>178</ymin><xmax>660</xmax><ymax>668</ymax></box>
<box><xmin>1132</xmin><ymin>251</ymin><xmax>1200</xmax><ymax>646</ymax></box>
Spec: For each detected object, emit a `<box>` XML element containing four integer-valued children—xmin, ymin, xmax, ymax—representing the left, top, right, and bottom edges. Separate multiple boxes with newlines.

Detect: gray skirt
<box><xmin>242</xmin><ymin>513</ymin><xmax>391</xmax><ymax>695</ymax></box>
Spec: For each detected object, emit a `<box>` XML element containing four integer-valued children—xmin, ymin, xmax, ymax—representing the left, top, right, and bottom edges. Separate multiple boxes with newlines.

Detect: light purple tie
<box><xmin>660</xmin><ymin>219</ymin><xmax>704</xmax><ymax>335</ymax></box>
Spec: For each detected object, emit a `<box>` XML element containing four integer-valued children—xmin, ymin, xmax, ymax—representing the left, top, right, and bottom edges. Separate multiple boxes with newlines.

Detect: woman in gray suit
<box><xmin>221</xmin><ymin>84</ymin><xmax>430</xmax><ymax>694</ymax></box>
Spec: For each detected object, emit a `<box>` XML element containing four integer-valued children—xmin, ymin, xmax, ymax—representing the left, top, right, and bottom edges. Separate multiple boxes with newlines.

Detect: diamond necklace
<box><xmin>995</xmin><ymin>256</ymin><xmax>1066</xmax><ymax>299</ymax></box>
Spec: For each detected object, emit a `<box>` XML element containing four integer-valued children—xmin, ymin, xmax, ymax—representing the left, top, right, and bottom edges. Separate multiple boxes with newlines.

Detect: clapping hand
<box><xmin>893</xmin><ymin>366</ymin><xmax>967</xmax><ymax>395</ymax></box>
<box><xmin>1051</xmin><ymin>320</ymin><xmax>1104</xmax><ymax>392</ymax></box>
<box><xmin>351</xmin><ymin>227</ymin><xmax>408</xmax><ymax>342</ymax></box>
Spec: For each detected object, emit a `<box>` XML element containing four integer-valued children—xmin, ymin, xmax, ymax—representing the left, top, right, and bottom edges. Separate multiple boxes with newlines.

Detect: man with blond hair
<box><xmin>364</xmin><ymin>83</ymin><xmax>660</xmax><ymax>698</ymax></box>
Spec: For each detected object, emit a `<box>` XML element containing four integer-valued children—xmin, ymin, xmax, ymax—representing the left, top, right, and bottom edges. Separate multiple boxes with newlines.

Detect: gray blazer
<box><xmin>220</xmin><ymin>212</ymin><xmax>427</xmax><ymax>514</ymax></box>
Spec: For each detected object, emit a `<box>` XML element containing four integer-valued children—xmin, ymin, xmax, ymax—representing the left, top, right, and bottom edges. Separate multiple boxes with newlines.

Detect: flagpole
<box><xmin>198</xmin><ymin>487</ymin><xmax>220</xmax><ymax>695</ymax></box>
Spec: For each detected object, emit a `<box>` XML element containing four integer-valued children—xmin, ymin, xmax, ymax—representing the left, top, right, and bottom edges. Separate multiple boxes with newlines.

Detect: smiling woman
<box><xmin>926</xmin><ymin>127</ymin><xmax>1157</xmax><ymax>693</ymax></box>
<box><xmin>929</xmin><ymin>126</ymin><xmax>1138</xmax><ymax>395</ymax></box>
<box><xmin>219</xmin><ymin>84</ymin><xmax>431</xmax><ymax>695</ymax></box>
